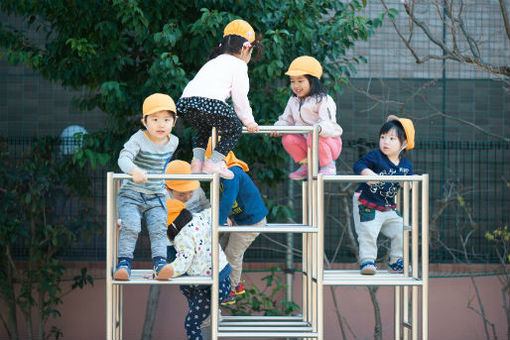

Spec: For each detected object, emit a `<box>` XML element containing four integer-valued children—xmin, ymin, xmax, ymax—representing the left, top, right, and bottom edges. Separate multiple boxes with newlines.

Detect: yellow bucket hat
<box><xmin>165</xmin><ymin>160</ymin><xmax>200</xmax><ymax>192</ymax></box>
<box><xmin>285</xmin><ymin>56</ymin><xmax>323</xmax><ymax>79</ymax></box>
<box><xmin>143</xmin><ymin>93</ymin><xmax>176</xmax><ymax>116</ymax></box>
<box><xmin>387</xmin><ymin>115</ymin><xmax>415</xmax><ymax>150</ymax></box>
<box><xmin>166</xmin><ymin>199</ymin><xmax>186</xmax><ymax>226</ymax></box>
<box><xmin>205</xmin><ymin>137</ymin><xmax>249</xmax><ymax>172</ymax></box>
<box><xmin>223</xmin><ymin>19</ymin><xmax>255</xmax><ymax>43</ymax></box>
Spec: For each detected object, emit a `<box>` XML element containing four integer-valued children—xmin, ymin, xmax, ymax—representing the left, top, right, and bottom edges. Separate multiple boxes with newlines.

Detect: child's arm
<box><xmin>118</xmin><ymin>134</ymin><xmax>148</xmax><ymax>183</ymax></box>
<box><xmin>354</xmin><ymin>151</ymin><xmax>378</xmax><ymax>185</ymax></box>
<box><xmin>316</xmin><ymin>95</ymin><xmax>343</xmax><ymax>137</ymax></box>
<box><xmin>169</xmin><ymin>228</ymin><xmax>195</xmax><ymax>277</ymax></box>
<box><xmin>231</xmin><ymin>66</ymin><xmax>257</xmax><ymax>130</ymax></box>
<box><xmin>219</xmin><ymin>169</ymin><xmax>241</xmax><ymax>225</ymax></box>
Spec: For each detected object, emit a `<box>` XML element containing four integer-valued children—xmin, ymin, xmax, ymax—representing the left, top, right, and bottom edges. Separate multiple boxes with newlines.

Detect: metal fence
<box><xmin>6</xmin><ymin>137</ymin><xmax>509</xmax><ymax>264</ymax></box>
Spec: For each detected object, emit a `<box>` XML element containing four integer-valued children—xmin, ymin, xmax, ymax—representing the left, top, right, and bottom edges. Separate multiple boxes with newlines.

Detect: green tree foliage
<box><xmin>0</xmin><ymin>0</ymin><xmax>384</xmax><ymax>182</ymax></box>
<box><xmin>0</xmin><ymin>138</ymin><xmax>96</xmax><ymax>340</ymax></box>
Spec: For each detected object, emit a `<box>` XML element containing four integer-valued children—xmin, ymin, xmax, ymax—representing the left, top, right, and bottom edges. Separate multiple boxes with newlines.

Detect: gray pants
<box><xmin>352</xmin><ymin>193</ymin><xmax>403</xmax><ymax>264</ymax></box>
<box><xmin>220</xmin><ymin>217</ymin><xmax>266</xmax><ymax>287</ymax></box>
<box><xmin>117</xmin><ymin>190</ymin><xmax>167</xmax><ymax>259</ymax></box>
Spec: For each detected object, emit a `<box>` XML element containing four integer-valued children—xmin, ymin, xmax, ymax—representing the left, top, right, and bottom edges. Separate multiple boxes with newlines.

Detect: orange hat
<box><xmin>166</xmin><ymin>199</ymin><xmax>186</xmax><ymax>226</ymax></box>
<box><xmin>223</xmin><ymin>19</ymin><xmax>255</xmax><ymax>43</ymax></box>
<box><xmin>165</xmin><ymin>160</ymin><xmax>200</xmax><ymax>192</ymax></box>
<box><xmin>205</xmin><ymin>137</ymin><xmax>249</xmax><ymax>172</ymax></box>
<box><xmin>285</xmin><ymin>56</ymin><xmax>323</xmax><ymax>79</ymax></box>
<box><xmin>143</xmin><ymin>93</ymin><xmax>176</xmax><ymax>116</ymax></box>
<box><xmin>387</xmin><ymin>115</ymin><xmax>415</xmax><ymax>150</ymax></box>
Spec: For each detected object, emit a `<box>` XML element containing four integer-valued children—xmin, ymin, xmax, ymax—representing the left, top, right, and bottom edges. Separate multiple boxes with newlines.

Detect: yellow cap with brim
<box><xmin>143</xmin><ymin>93</ymin><xmax>176</xmax><ymax>116</ymax></box>
<box><xmin>165</xmin><ymin>160</ymin><xmax>200</xmax><ymax>192</ymax></box>
<box><xmin>166</xmin><ymin>199</ymin><xmax>186</xmax><ymax>226</ymax></box>
<box><xmin>285</xmin><ymin>56</ymin><xmax>323</xmax><ymax>79</ymax></box>
<box><xmin>387</xmin><ymin>115</ymin><xmax>415</xmax><ymax>150</ymax></box>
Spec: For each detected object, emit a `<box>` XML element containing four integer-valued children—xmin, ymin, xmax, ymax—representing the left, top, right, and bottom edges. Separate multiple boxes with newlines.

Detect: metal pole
<box><xmin>211</xmin><ymin>173</ymin><xmax>220</xmax><ymax>340</ymax></box>
<box><xmin>106</xmin><ymin>172</ymin><xmax>113</xmax><ymax>340</ymax></box>
<box><xmin>402</xmin><ymin>181</ymin><xmax>411</xmax><ymax>340</ymax></box>
<box><xmin>286</xmin><ymin>157</ymin><xmax>295</xmax><ymax>313</ymax></box>
<box><xmin>422</xmin><ymin>175</ymin><xmax>429</xmax><ymax>340</ymax></box>
<box><xmin>412</xmin><ymin>181</ymin><xmax>420</xmax><ymax>340</ymax></box>
<box><xmin>317</xmin><ymin>175</ymin><xmax>324</xmax><ymax>340</ymax></box>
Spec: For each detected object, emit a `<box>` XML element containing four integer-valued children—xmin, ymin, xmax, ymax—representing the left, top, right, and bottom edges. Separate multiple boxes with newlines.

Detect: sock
<box><xmin>210</xmin><ymin>150</ymin><xmax>226</xmax><ymax>163</ymax></box>
<box><xmin>192</xmin><ymin>148</ymin><xmax>206</xmax><ymax>161</ymax></box>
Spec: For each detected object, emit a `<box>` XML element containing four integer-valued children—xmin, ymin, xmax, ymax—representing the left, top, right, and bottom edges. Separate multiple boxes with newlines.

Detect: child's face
<box><xmin>290</xmin><ymin>75</ymin><xmax>311</xmax><ymax>98</ymax></box>
<box><xmin>142</xmin><ymin>110</ymin><xmax>175</xmax><ymax>143</ymax></box>
<box><xmin>166</xmin><ymin>187</ymin><xmax>194</xmax><ymax>203</ymax></box>
<box><xmin>379</xmin><ymin>128</ymin><xmax>407</xmax><ymax>159</ymax></box>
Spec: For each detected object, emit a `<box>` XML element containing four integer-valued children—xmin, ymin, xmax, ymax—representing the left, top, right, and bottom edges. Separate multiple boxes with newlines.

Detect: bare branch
<box><xmin>499</xmin><ymin>0</ymin><xmax>510</xmax><ymax>41</ymax></box>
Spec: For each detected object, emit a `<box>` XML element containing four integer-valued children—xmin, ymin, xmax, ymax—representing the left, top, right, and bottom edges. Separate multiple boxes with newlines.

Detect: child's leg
<box><xmin>209</xmin><ymin>114</ymin><xmax>243</xmax><ymax>156</ymax></box>
<box><xmin>281</xmin><ymin>134</ymin><xmax>308</xmax><ymax>163</ymax></box>
<box><xmin>306</xmin><ymin>135</ymin><xmax>342</xmax><ymax>168</ymax></box>
<box><xmin>143</xmin><ymin>194</ymin><xmax>169</xmax><ymax>259</ymax></box>
<box><xmin>380</xmin><ymin>211</ymin><xmax>404</xmax><ymax>262</ymax></box>
<box><xmin>117</xmin><ymin>191</ymin><xmax>143</xmax><ymax>258</ymax></box>
<box><xmin>222</xmin><ymin>218</ymin><xmax>265</xmax><ymax>287</ymax></box>
<box><xmin>352</xmin><ymin>194</ymin><xmax>383</xmax><ymax>263</ymax></box>
<box><xmin>180</xmin><ymin>277</ymin><xmax>231</xmax><ymax>340</ymax></box>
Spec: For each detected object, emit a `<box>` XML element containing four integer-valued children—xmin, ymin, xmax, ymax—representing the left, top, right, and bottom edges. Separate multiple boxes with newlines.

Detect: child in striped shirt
<box><xmin>113</xmin><ymin>93</ymin><xmax>179</xmax><ymax>281</ymax></box>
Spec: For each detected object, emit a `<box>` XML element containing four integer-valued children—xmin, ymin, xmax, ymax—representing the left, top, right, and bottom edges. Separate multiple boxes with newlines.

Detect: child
<box><xmin>164</xmin><ymin>159</ymin><xmax>210</xmax><ymax>262</ymax></box>
<box><xmin>165</xmin><ymin>199</ymin><xmax>232</xmax><ymax>340</ymax></box>
<box><xmin>114</xmin><ymin>93</ymin><xmax>179</xmax><ymax>281</ymax></box>
<box><xmin>353</xmin><ymin>115</ymin><xmax>415</xmax><ymax>275</ymax></box>
<box><xmin>272</xmin><ymin>56</ymin><xmax>343</xmax><ymax>180</ymax></box>
<box><xmin>204</xmin><ymin>140</ymin><xmax>268</xmax><ymax>305</ymax></box>
<box><xmin>165</xmin><ymin>160</ymin><xmax>210</xmax><ymax>214</ymax></box>
<box><xmin>176</xmin><ymin>19</ymin><xmax>263</xmax><ymax>179</ymax></box>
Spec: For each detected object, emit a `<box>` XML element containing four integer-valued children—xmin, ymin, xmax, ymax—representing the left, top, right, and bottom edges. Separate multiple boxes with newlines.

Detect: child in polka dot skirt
<box><xmin>176</xmin><ymin>19</ymin><xmax>264</xmax><ymax>180</ymax></box>
<box><xmin>165</xmin><ymin>199</ymin><xmax>232</xmax><ymax>340</ymax></box>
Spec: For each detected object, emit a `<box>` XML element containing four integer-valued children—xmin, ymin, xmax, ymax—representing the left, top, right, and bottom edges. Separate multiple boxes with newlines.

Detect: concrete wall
<box><xmin>0</xmin><ymin>265</ymin><xmax>507</xmax><ymax>340</ymax></box>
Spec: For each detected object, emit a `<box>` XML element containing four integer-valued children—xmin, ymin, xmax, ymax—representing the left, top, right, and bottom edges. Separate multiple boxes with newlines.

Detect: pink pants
<box><xmin>281</xmin><ymin>134</ymin><xmax>342</xmax><ymax>168</ymax></box>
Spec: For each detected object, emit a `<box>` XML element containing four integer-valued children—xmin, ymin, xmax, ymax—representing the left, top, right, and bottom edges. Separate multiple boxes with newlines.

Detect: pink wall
<box><xmin>1</xmin><ymin>267</ymin><xmax>507</xmax><ymax>340</ymax></box>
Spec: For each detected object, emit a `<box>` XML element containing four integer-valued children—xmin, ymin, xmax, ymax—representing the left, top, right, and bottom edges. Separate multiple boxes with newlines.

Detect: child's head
<box><xmin>379</xmin><ymin>115</ymin><xmax>415</xmax><ymax>158</ymax></box>
<box><xmin>166</xmin><ymin>199</ymin><xmax>193</xmax><ymax>241</ymax></box>
<box><xmin>141</xmin><ymin>93</ymin><xmax>177</xmax><ymax>142</ymax></box>
<box><xmin>165</xmin><ymin>160</ymin><xmax>200</xmax><ymax>203</ymax></box>
<box><xmin>285</xmin><ymin>56</ymin><xmax>327</xmax><ymax>99</ymax></box>
<box><xmin>209</xmin><ymin>19</ymin><xmax>264</xmax><ymax>63</ymax></box>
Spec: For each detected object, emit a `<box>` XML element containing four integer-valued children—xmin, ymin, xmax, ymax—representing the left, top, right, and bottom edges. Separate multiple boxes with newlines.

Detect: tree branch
<box><xmin>499</xmin><ymin>0</ymin><xmax>510</xmax><ymax>41</ymax></box>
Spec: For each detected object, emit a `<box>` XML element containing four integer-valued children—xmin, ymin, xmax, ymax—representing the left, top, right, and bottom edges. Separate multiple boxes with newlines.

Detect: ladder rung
<box><xmin>323</xmin><ymin>270</ymin><xmax>423</xmax><ymax>286</ymax></box>
<box><xmin>218</xmin><ymin>331</ymin><xmax>318</xmax><ymax>338</ymax></box>
<box><xmin>218</xmin><ymin>223</ymin><xmax>317</xmax><ymax>233</ymax></box>
<box><xmin>112</xmin><ymin>270</ymin><xmax>212</xmax><ymax>285</ymax></box>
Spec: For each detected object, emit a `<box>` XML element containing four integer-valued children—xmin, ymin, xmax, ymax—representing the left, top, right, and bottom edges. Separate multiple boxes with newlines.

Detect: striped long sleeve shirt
<box><xmin>118</xmin><ymin>130</ymin><xmax>179</xmax><ymax>194</ymax></box>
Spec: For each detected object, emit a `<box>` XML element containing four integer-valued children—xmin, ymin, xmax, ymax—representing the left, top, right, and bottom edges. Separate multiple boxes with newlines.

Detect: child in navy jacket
<box><xmin>353</xmin><ymin>115</ymin><xmax>415</xmax><ymax>275</ymax></box>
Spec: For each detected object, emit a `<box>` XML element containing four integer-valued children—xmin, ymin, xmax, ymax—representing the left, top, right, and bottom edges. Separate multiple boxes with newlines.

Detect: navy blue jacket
<box><xmin>353</xmin><ymin>149</ymin><xmax>414</xmax><ymax>209</ymax></box>
<box><xmin>219</xmin><ymin>166</ymin><xmax>268</xmax><ymax>225</ymax></box>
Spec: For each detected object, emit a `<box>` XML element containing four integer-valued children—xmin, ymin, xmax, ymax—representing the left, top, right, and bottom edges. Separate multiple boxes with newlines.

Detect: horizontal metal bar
<box><xmin>112</xmin><ymin>270</ymin><xmax>212</xmax><ymax>285</ymax></box>
<box><xmin>220</xmin><ymin>315</ymin><xmax>304</xmax><ymax>321</ymax></box>
<box><xmin>219</xmin><ymin>326</ymin><xmax>314</xmax><ymax>332</ymax></box>
<box><xmin>320</xmin><ymin>174</ymin><xmax>424</xmax><ymax>182</ymax></box>
<box><xmin>218</xmin><ymin>224</ymin><xmax>317</xmax><ymax>233</ymax></box>
<box><xmin>112</xmin><ymin>173</ymin><xmax>215</xmax><ymax>180</ymax></box>
<box><xmin>323</xmin><ymin>270</ymin><xmax>423</xmax><ymax>286</ymax></box>
<box><xmin>218</xmin><ymin>331</ymin><xmax>318</xmax><ymax>338</ymax></box>
<box><xmin>220</xmin><ymin>321</ymin><xmax>310</xmax><ymax>326</ymax></box>
<box><xmin>241</xmin><ymin>125</ymin><xmax>314</xmax><ymax>134</ymax></box>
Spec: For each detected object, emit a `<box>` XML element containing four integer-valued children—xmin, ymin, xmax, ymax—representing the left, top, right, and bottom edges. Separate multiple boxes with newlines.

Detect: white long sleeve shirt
<box><xmin>181</xmin><ymin>54</ymin><xmax>255</xmax><ymax>126</ymax></box>
<box><xmin>274</xmin><ymin>95</ymin><xmax>343</xmax><ymax>138</ymax></box>
<box><xmin>169</xmin><ymin>209</ymin><xmax>229</xmax><ymax>278</ymax></box>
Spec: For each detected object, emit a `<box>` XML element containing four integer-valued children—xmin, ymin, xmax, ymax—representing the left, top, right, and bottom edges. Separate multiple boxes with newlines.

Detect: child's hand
<box><xmin>360</xmin><ymin>168</ymin><xmax>378</xmax><ymax>185</ymax></box>
<box><xmin>130</xmin><ymin>167</ymin><xmax>147</xmax><ymax>183</ymax></box>
<box><xmin>117</xmin><ymin>219</ymin><xmax>122</xmax><ymax>231</ymax></box>
<box><xmin>226</xmin><ymin>217</ymin><xmax>233</xmax><ymax>227</ymax></box>
<box><xmin>246</xmin><ymin>122</ymin><xmax>259</xmax><ymax>133</ymax></box>
<box><xmin>269</xmin><ymin>132</ymin><xmax>280</xmax><ymax>137</ymax></box>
